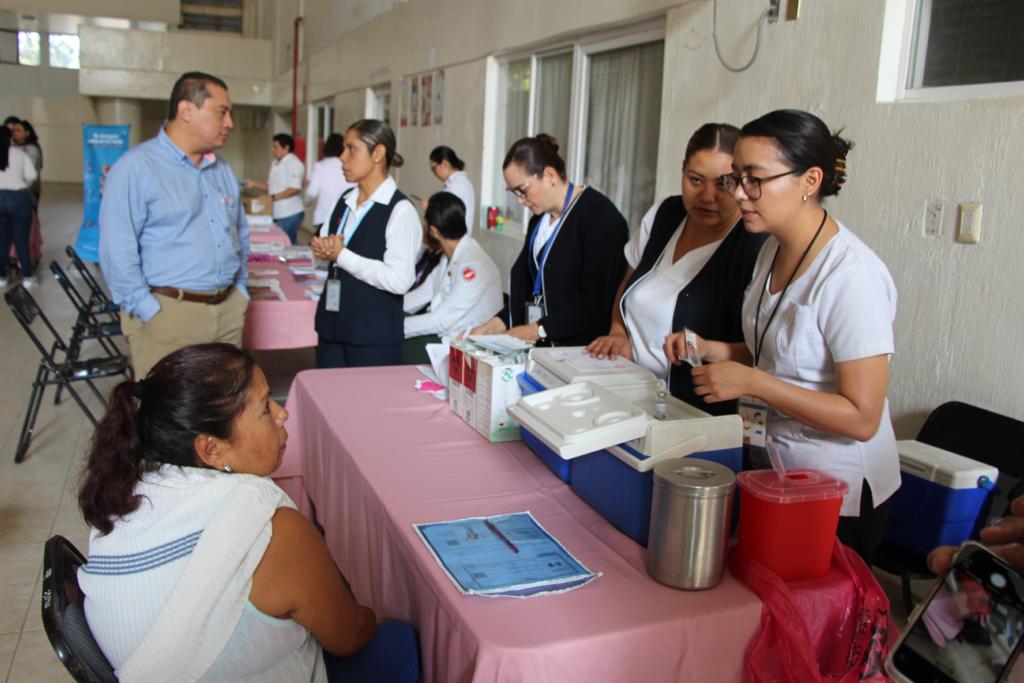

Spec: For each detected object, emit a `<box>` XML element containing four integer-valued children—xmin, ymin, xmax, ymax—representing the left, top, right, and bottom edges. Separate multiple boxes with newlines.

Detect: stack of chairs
<box><xmin>5</xmin><ymin>257</ymin><xmax>130</xmax><ymax>463</ymax></box>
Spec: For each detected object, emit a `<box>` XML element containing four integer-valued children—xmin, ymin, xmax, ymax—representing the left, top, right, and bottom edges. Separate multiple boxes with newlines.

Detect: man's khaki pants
<box><xmin>121</xmin><ymin>289</ymin><xmax>248</xmax><ymax>378</ymax></box>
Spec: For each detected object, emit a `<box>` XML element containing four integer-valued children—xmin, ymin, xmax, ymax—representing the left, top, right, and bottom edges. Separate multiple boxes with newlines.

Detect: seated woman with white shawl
<box><xmin>77</xmin><ymin>343</ymin><xmax>420</xmax><ymax>683</ymax></box>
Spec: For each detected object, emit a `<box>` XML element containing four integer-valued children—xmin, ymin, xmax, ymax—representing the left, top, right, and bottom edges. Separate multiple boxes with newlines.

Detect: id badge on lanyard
<box><xmin>323</xmin><ymin>202</ymin><xmax>367</xmax><ymax>314</ymax></box>
<box><xmin>739</xmin><ymin>396</ymin><xmax>769</xmax><ymax>448</ymax></box>
<box><xmin>325</xmin><ymin>278</ymin><xmax>341</xmax><ymax>312</ymax></box>
<box><xmin>525</xmin><ymin>297</ymin><xmax>543</xmax><ymax>324</ymax></box>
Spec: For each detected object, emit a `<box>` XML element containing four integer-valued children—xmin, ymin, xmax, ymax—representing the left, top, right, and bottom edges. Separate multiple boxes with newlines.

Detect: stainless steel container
<box><xmin>645</xmin><ymin>458</ymin><xmax>735</xmax><ymax>590</ymax></box>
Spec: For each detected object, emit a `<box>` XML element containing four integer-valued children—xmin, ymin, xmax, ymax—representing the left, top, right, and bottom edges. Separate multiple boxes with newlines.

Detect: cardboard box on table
<box><xmin>447</xmin><ymin>340</ymin><xmax>525</xmax><ymax>443</ymax></box>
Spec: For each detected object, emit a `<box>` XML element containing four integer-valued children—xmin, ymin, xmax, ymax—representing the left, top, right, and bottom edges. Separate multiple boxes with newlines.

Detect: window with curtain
<box><xmin>583</xmin><ymin>41</ymin><xmax>664</xmax><ymax>230</ymax></box>
<box><xmin>493</xmin><ymin>58</ymin><xmax>531</xmax><ymax>220</ymax></box>
<box><xmin>535</xmin><ymin>52</ymin><xmax>573</xmax><ymax>152</ymax></box>
<box><xmin>15</xmin><ymin>30</ymin><xmax>40</xmax><ymax>66</ymax></box>
<box><xmin>910</xmin><ymin>0</ymin><xmax>1023</xmax><ymax>88</ymax></box>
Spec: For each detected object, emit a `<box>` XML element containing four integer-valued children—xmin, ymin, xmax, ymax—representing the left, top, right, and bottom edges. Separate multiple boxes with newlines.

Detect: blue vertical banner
<box><xmin>76</xmin><ymin>124</ymin><xmax>130</xmax><ymax>263</ymax></box>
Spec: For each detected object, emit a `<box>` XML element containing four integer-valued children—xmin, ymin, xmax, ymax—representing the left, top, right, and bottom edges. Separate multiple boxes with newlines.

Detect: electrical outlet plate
<box><xmin>924</xmin><ymin>199</ymin><xmax>944</xmax><ymax>238</ymax></box>
<box><xmin>956</xmin><ymin>202</ymin><xmax>982</xmax><ymax>244</ymax></box>
<box><xmin>768</xmin><ymin>0</ymin><xmax>780</xmax><ymax>23</ymax></box>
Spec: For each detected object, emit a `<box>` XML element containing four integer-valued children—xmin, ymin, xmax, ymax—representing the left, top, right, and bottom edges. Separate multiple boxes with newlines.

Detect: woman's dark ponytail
<box><xmin>79</xmin><ymin>381</ymin><xmax>148</xmax><ymax>535</ymax></box>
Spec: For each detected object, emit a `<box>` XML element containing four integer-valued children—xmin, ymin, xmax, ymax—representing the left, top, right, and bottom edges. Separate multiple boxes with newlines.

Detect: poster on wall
<box><xmin>77</xmin><ymin>124</ymin><xmax>130</xmax><ymax>263</ymax></box>
<box><xmin>399</xmin><ymin>77</ymin><xmax>409</xmax><ymax>127</ymax></box>
<box><xmin>420</xmin><ymin>73</ymin><xmax>433</xmax><ymax>126</ymax></box>
<box><xmin>433</xmin><ymin>69</ymin><xmax>445</xmax><ymax>125</ymax></box>
<box><xmin>410</xmin><ymin>76</ymin><xmax>419</xmax><ymax>126</ymax></box>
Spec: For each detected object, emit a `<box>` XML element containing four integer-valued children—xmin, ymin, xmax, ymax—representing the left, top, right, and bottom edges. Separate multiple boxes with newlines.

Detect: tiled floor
<box><xmin>1</xmin><ymin>184</ymin><xmax>927</xmax><ymax>682</ymax></box>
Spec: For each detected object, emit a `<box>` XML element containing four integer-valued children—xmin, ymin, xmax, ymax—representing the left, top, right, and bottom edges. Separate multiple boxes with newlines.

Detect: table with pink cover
<box><xmin>247</xmin><ymin>221</ymin><xmax>292</xmax><ymax>247</ymax></box>
<box><xmin>242</xmin><ymin>261</ymin><xmax>318</xmax><ymax>350</ymax></box>
<box><xmin>273</xmin><ymin>366</ymin><xmax>859</xmax><ymax>682</ymax></box>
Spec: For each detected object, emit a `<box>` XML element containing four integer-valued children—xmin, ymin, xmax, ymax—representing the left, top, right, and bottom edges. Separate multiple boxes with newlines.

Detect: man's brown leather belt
<box><xmin>150</xmin><ymin>286</ymin><xmax>233</xmax><ymax>305</ymax></box>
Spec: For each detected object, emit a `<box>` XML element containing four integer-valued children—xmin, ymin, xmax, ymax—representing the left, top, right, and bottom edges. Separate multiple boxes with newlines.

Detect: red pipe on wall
<box><xmin>292</xmin><ymin>16</ymin><xmax>302</xmax><ymax>137</ymax></box>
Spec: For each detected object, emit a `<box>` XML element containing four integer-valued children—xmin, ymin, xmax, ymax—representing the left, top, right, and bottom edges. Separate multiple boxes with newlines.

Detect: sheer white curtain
<box><xmin>584</xmin><ymin>41</ymin><xmax>664</xmax><ymax>230</ymax></box>
<box><xmin>535</xmin><ymin>52</ymin><xmax>573</xmax><ymax>151</ymax></box>
<box><xmin>494</xmin><ymin>58</ymin><xmax>531</xmax><ymax>220</ymax></box>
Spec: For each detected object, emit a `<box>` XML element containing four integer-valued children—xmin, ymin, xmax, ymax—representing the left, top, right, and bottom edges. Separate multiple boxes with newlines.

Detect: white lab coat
<box><xmin>404</xmin><ymin>237</ymin><xmax>502</xmax><ymax>338</ymax></box>
<box><xmin>442</xmin><ymin>171</ymin><xmax>476</xmax><ymax>234</ymax></box>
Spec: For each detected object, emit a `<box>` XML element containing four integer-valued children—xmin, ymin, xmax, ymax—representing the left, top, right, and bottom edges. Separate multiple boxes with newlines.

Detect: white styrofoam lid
<box><xmin>506</xmin><ymin>381</ymin><xmax>649</xmax><ymax>459</ymax></box>
<box><xmin>527</xmin><ymin>347</ymin><xmax>658</xmax><ymax>387</ymax></box>
<box><xmin>897</xmin><ymin>440</ymin><xmax>999</xmax><ymax>489</ymax></box>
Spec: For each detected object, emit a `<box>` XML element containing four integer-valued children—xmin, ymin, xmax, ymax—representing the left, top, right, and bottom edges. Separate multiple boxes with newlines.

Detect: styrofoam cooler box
<box><xmin>516</xmin><ymin>347</ymin><xmax>662</xmax><ymax>483</ymax></box>
<box><xmin>508</xmin><ymin>377</ymin><xmax>742</xmax><ymax>546</ymax></box>
<box><xmin>884</xmin><ymin>439</ymin><xmax>998</xmax><ymax>557</ymax></box>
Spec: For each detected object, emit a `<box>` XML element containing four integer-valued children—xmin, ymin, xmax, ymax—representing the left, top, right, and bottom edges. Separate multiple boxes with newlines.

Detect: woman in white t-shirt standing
<box><xmin>0</xmin><ymin>126</ymin><xmax>38</xmax><ymax>288</ymax></box>
<box><xmin>244</xmin><ymin>133</ymin><xmax>306</xmax><ymax>243</ymax></box>
<box><xmin>682</xmin><ymin>109</ymin><xmax>900</xmax><ymax>564</ymax></box>
<box><xmin>422</xmin><ymin>146</ymin><xmax>475</xmax><ymax>234</ymax></box>
<box><xmin>305</xmin><ymin>133</ymin><xmax>355</xmax><ymax>230</ymax></box>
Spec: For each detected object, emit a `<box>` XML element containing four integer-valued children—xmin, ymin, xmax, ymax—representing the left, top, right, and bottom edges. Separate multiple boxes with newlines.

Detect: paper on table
<box><xmin>250</xmin><ymin>242</ymin><xmax>284</xmax><ymax>254</ymax></box>
<box><xmin>249</xmin><ymin>225</ymin><xmax>273</xmax><ymax>233</ymax></box>
<box><xmin>467</xmin><ymin>335</ymin><xmax>533</xmax><ymax>355</ymax></box>
<box><xmin>250</xmin><ymin>268</ymin><xmax>280</xmax><ymax>276</ymax></box>
<box><xmin>414</xmin><ymin>512</ymin><xmax>598</xmax><ymax>598</ymax></box>
<box><xmin>246</xmin><ymin>214</ymin><xmax>274</xmax><ymax>225</ymax></box>
<box><xmin>425</xmin><ymin>343</ymin><xmax>449</xmax><ymax>389</ymax></box>
<box><xmin>547</xmin><ymin>348</ymin><xmax>633</xmax><ymax>372</ymax></box>
<box><xmin>247</xmin><ymin>278</ymin><xmax>282</xmax><ymax>289</ymax></box>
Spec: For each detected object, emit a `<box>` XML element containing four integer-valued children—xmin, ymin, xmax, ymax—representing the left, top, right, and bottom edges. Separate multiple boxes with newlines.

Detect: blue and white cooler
<box><xmin>508</xmin><ymin>347</ymin><xmax>742</xmax><ymax>546</ymax></box>
<box><xmin>884</xmin><ymin>439</ymin><xmax>999</xmax><ymax>557</ymax></box>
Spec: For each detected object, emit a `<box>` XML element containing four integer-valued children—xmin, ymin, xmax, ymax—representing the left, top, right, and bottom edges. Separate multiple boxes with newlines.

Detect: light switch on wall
<box><xmin>956</xmin><ymin>202</ymin><xmax>982</xmax><ymax>244</ymax></box>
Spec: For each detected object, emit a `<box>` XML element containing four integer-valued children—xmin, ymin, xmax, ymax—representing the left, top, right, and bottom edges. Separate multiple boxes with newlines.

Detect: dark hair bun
<box><xmin>534</xmin><ymin>133</ymin><xmax>560</xmax><ymax>154</ymax></box>
<box><xmin>391</xmin><ymin>152</ymin><xmax>405</xmax><ymax>169</ymax></box>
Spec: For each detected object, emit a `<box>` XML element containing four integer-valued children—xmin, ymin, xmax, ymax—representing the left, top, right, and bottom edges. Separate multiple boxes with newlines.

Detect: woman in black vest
<box><xmin>311</xmin><ymin>120</ymin><xmax>421</xmax><ymax>368</ymax></box>
<box><xmin>586</xmin><ymin>123</ymin><xmax>766</xmax><ymax>414</ymax></box>
<box><xmin>472</xmin><ymin>134</ymin><xmax>628</xmax><ymax>346</ymax></box>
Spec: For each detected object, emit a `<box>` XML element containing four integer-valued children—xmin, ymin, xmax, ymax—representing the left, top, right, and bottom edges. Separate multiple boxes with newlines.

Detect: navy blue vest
<box><xmin>624</xmin><ymin>196</ymin><xmax>767</xmax><ymax>414</ymax></box>
<box><xmin>314</xmin><ymin>189</ymin><xmax>408</xmax><ymax>346</ymax></box>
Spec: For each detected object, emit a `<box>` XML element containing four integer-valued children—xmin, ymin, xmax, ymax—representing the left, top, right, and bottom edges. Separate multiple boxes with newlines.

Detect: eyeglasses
<box><xmin>505</xmin><ymin>177</ymin><xmax>537</xmax><ymax>200</ymax></box>
<box><xmin>718</xmin><ymin>170</ymin><xmax>798</xmax><ymax>200</ymax></box>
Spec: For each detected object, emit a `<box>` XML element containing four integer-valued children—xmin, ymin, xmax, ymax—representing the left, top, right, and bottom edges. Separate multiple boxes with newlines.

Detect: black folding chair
<box><xmin>50</xmin><ymin>261</ymin><xmax>123</xmax><ymax>360</ymax></box>
<box><xmin>874</xmin><ymin>401</ymin><xmax>1024</xmax><ymax>614</ymax></box>
<box><xmin>5</xmin><ymin>285</ymin><xmax>129</xmax><ymax>463</ymax></box>
<box><xmin>65</xmin><ymin>246</ymin><xmax>117</xmax><ymax>311</ymax></box>
<box><xmin>42</xmin><ymin>536</ymin><xmax>118</xmax><ymax>683</ymax></box>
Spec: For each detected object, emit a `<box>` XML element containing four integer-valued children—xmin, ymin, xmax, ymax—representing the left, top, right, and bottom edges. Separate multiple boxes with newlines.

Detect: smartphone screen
<box><xmin>889</xmin><ymin>544</ymin><xmax>1024</xmax><ymax>683</ymax></box>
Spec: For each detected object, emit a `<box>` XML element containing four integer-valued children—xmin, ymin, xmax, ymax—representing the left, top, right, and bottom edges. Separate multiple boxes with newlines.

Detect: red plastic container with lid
<box><xmin>736</xmin><ymin>469</ymin><xmax>849</xmax><ymax>581</ymax></box>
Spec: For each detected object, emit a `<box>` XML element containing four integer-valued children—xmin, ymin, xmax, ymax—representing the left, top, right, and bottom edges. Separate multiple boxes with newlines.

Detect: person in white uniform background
<box><xmin>403</xmin><ymin>192</ymin><xmax>501</xmax><ymax>361</ymax></box>
<box><xmin>304</xmin><ymin>133</ymin><xmax>355</xmax><ymax>229</ymax></box>
<box><xmin>244</xmin><ymin>133</ymin><xmax>306</xmax><ymax>243</ymax></box>
<box><xmin>586</xmin><ymin>123</ymin><xmax>766</xmax><ymax>414</ymax></box>
<box><xmin>683</xmin><ymin>109</ymin><xmax>900</xmax><ymax>564</ymax></box>
<box><xmin>420</xmin><ymin>146</ymin><xmax>475</xmax><ymax>234</ymax></box>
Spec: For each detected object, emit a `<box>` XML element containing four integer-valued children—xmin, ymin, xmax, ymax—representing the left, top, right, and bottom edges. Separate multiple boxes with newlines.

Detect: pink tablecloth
<box><xmin>248</xmin><ymin>221</ymin><xmax>292</xmax><ymax>246</ymax></box>
<box><xmin>242</xmin><ymin>262</ymin><xmax>318</xmax><ymax>350</ymax></box>
<box><xmin>273</xmin><ymin>366</ymin><xmax>858</xmax><ymax>683</ymax></box>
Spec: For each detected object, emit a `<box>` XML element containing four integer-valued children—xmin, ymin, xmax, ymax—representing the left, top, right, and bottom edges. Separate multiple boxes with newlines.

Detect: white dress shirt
<box><xmin>268</xmin><ymin>153</ymin><xmax>305</xmax><ymax>219</ymax></box>
<box><xmin>404</xmin><ymin>236</ymin><xmax>502</xmax><ymax>338</ymax></box>
<box><xmin>319</xmin><ymin>176</ymin><xmax>421</xmax><ymax>295</ymax></box>
<box><xmin>442</xmin><ymin>171</ymin><xmax>476</xmax><ymax>234</ymax></box>
<box><xmin>742</xmin><ymin>222</ymin><xmax>900</xmax><ymax>516</ymax></box>
<box><xmin>304</xmin><ymin>157</ymin><xmax>355</xmax><ymax>226</ymax></box>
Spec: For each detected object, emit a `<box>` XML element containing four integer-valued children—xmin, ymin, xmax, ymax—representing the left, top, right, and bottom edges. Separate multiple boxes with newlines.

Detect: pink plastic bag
<box><xmin>730</xmin><ymin>539</ymin><xmax>898</xmax><ymax>683</ymax></box>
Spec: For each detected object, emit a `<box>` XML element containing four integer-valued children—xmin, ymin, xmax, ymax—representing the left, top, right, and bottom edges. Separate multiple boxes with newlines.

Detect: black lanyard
<box><xmin>753</xmin><ymin>209</ymin><xmax>828</xmax><ymax>368</ymax></box>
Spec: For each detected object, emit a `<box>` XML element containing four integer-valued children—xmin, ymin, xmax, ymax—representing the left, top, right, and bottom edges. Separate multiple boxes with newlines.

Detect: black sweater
<box><xmin>500</xmin><ymin>187</ymin><xmax>628</xmax><ymax>346</ymax></box>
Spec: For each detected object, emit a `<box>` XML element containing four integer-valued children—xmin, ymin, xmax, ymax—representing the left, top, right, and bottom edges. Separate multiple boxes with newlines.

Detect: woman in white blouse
<box><xmin>0</xmin><ymin>126</ymin><xmax>38</xmax><ymax>288</ymax></box>
<box><xmin>305</xmin><ymin>133</ymin><xmax>355</xmax><ymax>229</ymax></box>
<box><xmin>244</xmin><ymin>133</ymin><xmax>306</xmax><ymax>243</ymax></box>
<box><xmin>586</xmin><ymin>123</ymin><xmax>766</xmax><ymax>414</ymax></box>
<box><xmin>422</xmin><ymin>146</ymin><xmax>475</xmax><ymax>234</ymax></box>
<box><xmin>683</xmin><ymin>109</ymin><xmax>900</xmax><ymax>563</ymax></box>
<box><xmin>310</xmin><ymin>120</ymin><xmax>421</xmax><ymax>368</ymax></box>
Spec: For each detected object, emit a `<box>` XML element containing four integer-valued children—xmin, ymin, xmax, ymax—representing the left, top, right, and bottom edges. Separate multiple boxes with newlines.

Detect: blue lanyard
<box><xmin>529</xmin><ymin>183</ymin><xmax>575</xmax><ymax>297</ymax></box>
<box><xmin>335</xmin><ymin>201</ymin><xmax>374</xmax><ymax>246</ymax></box>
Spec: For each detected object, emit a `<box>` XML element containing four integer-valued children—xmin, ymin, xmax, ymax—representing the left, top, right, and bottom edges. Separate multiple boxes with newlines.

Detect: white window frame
<box><xmin>481</xmin><ymin>20</ymin><xmax>665</xmax><ymax>234</ymax></box>
<box><xmin>878</xmin><ymin>0</ymin><xmax>1024</xmax><ymax>103</ymax></box>
<box><xmin>365</xmin><ymin>82</ymin><xmax>391</xmax><ymax>123</ymax></box>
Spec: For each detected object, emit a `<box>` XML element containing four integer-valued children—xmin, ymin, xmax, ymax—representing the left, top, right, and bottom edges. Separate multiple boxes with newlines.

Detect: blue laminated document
<box><xmin>414</xmin><ymin>511</ymin><xmax>599</xmax><ymax>598</ymax></box>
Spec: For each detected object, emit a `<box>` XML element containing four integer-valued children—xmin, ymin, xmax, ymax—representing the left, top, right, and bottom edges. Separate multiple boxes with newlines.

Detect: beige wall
<box><xmin>78</xmin><ymin>25</ymin><xmax>273</xmax><ymax>106</ymax></box>
<box><xmin>0</xmin><ymin>0</ymin><xmax>178</xmax><ymax>23</ymax></box>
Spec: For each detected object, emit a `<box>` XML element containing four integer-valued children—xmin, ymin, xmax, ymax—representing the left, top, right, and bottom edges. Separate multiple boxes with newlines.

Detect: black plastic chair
<box><xmin>64</xmin><ymin>246</ymin><xmax>116</xmax><ymax>312</ymax></box>
<box><xmin>875</xmin><ymin>401</ymin><xmax>1024</xmax><ymax>614</ymax></box>
<box><xmin>42</xmin><ymin>535</ymin><xmax>118</xmax><ymax>683</ymax></box>
<box><xmin>5</xmin><ymin>285</ymin><xmax>129</xmax><ymax>463</ymax></box>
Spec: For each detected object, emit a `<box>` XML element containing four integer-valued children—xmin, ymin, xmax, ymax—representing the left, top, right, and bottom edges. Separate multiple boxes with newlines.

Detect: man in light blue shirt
<box><xmin>100</xmin><ymin>71</ymin><xmax>250</xmax><ymax>377</ymax></box>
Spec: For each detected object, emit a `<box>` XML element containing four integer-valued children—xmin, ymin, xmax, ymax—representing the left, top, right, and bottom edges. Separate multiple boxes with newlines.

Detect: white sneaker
<box><xmin>0</xmin><ymin>278</ymin><xmax>8</xmax><ymax>288</ymax></box>
<box><xmin>21</xmin><ymin>276</ymin><xmax>38</xmax><ymax>290</ymax></box>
